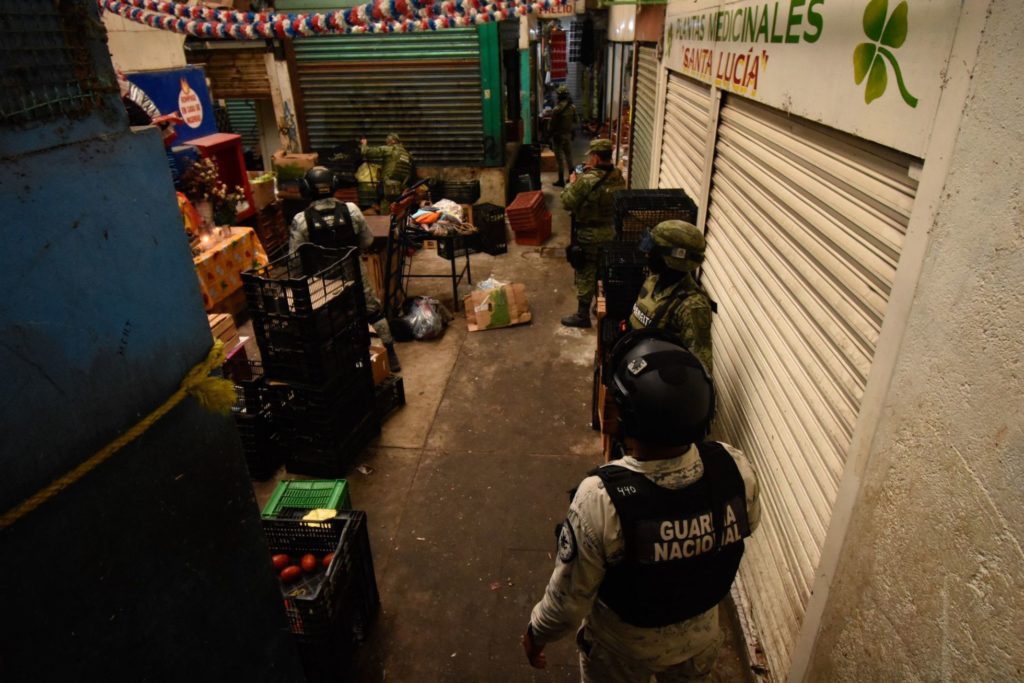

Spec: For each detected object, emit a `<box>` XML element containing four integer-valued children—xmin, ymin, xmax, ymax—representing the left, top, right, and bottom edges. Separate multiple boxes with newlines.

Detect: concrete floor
<box><xmin>252</xmin><ymin>142</ymin><xmax>752</xmax><ymax>681</ymax></box>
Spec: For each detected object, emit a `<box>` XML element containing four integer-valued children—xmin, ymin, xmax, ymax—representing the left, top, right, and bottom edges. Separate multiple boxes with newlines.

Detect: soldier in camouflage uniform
<box><xmin>549</xmin><ymin>85</ymin><xmax>578</xmax><ymax>187</ymax></box>
<box><xmin>561</xmin><ymin>138</ymin><xmax>626</xmax><ymax>328</ymax></box>
<box><xmin>360</xmin><ymin>132</ymin><xmax>413</xmax><ymax>212</ymax></box>
<box><xmin>522</xmin><ymin>333</ymin><xmax>760</xmax><ymax>681</ymax></box>
<box><xmin>630</xmin><ymin>220</ymin><xmax>714</xmax><ymax>371</ymax></box>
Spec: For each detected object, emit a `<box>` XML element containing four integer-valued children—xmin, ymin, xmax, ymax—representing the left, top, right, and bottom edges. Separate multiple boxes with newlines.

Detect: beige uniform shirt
<box><xmin>529</xmin><ymin>444</ymin><xmax>760</xmax><ymax>669</ymax></box>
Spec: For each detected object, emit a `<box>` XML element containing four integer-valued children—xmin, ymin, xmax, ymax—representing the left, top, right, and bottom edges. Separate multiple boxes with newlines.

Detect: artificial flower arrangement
<box><xmin>181</xmin><ymin>157</ymin><xmax>246</xmax><ymax>228</ymax></box>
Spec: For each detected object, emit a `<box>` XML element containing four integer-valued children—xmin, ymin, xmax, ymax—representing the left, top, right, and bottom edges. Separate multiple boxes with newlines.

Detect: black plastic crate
<box><xmin>232</xmin><ymin>360</ymin><xmax>268</xmax><ymax>414</ymax></box>
<box><xmin>234</xmin><ymin>412</ymin><xmax>284</xmax><ymax>481</ymax></box>
<box><xmin>598</xmin><ymin>242</ymin><xmax>647</xmax><ymax>283</ymax></box>
<box><xmin>243</xmin><ymin>244</ymin><xmax>365</xmax><ymax>319</ymax></box>
<box><xmin>473</xmin><ymin>203</ymin><xmax>508</xmax><ymax>255</ymax></box>
<box><xmin>437</xmin><ymin>232</ymin><xmax>480</xmax><ymax>260</ymax></box>
<box><xmin>256</xmin><ymin>322</ymin><xmax>371</xmax><ymax>387</ymax></box>
<box><xmin>251</xmin><ymin>283</ymin><xmax>363</xmax><ymax>348</ymax></box>
<box><xmin>285</xmin><ymin>412</ymin><xmax>382</xmax><ymax>478</ymax></box>
<box><xmin>374</xmin><ymin>375</ymin><xmax>406</xmax><ymax>421</ymax></box>
<box><xmin>604</xmin><ymin>279</ymin><xmax>645</xmax><ymax>320</ymax></box>
<box><xmin>263</xmin><ymin>511</ymin><xmax>380</xmax><ymax>641</ymax></box>
<box><xmin>438</xmin><ymin>179</ymin><xmax>480</xmax><ymax>204</ymax></box>
<box><xmin>613</xmin><ymin>189</ymin><xmax>698</xmax><ymax>242</ymax></box>
<box><xmin>275</xmin><ymin>370</ymin><xmax>375</xmax><ymax>437</ymax></box>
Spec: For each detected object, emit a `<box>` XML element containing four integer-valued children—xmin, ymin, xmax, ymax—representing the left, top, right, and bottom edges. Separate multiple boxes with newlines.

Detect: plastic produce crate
<box><xmin>255</xmin><ymin>317</ymin><xmax>371</xmax><ymax>386</ymax></box>
<box><xmin>598</xmin><ymin>242</ymin><xmax>647</xmax><ymax>283</ymax></box>
<box><xmin>284</xmin><ymin>412</ymin><xmax>382</xmax><ymax>478</ymax></box>
<box><xmin>473</xmin><ymin>203</ymin><xmax>508</xmax><ymax>255</ymax></box>
<box><xmin>374</xmin><ymin>375</ymin><xmax>406</xmax><ymax>422</ymax></box>
<box><xmin>613</xmin><ymin>189</ymin><xmax>698</xmax><ymax>242</ymax></box>
<box><xmin>262</xmin><ymin>511</ymin><xmax>379</xmax><ymax>640</ymax></box>
<box><xmin>437</xmin><ymin>232</ymin><xmax>480</xmax><ymax>260</ymax></box>
<box><xmin>262</xmin><ymin>479</ymin><xmax>352</xmax><ymax>519</ymax></box>
<box><xmin>242</xmin><ymin>244</ymin><xmax>365</xmax><ymax>319</ymax></box>
<box><xmin>438</xmin><ymin>179</ymin><xmax>480</xmax><ymax>204</ymax></box>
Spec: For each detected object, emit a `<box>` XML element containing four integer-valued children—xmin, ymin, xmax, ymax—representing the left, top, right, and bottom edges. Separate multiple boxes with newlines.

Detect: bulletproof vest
<box><xmin>551</xmin><ymin>102</ymin><xmax>576</xmax><ymax>137</ymax></box>
<box><xmin>573</xmin><ymin>166</ymin><xmax>625</xmax><ymax>226</ymax></box>
<box><xmin>304</xmin><ymin>201</ymin><xmax>357</xmax><ymax>249</ymax></box>
<box><xmin>385</xmin><ymin>146</ymin><xmax>412</xmax><ymax>183</ymax></box>
<box><xmin>594</xmin><ymin>442</ymin><xmax>750</xmax><ymax>628</ymax></box>
<box><xmin>629</xmin><ymin>274</ymin><xmax>704</xmax><ymax>332</ymax></box>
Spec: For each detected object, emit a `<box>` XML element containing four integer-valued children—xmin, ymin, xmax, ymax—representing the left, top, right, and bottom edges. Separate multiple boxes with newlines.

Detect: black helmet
<box><xmin>609</xmin><ymin>329</ymin><xmax>715</xmax><ymax>446</ymax></box>
<box><xmin>300</xmin><ymin>165</ymin><xmax>340</xmax><ymax>200</ymax></box>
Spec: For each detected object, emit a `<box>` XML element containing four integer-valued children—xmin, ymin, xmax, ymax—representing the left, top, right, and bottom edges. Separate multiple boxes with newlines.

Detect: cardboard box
<box><xmin>207</xmin><ymin>313</ymin><xmax>239</xmax><ymax>351</ymax></box>
<box><xmin>463</xmin><ymin>283</ymin><xmax>532</xmax><ymax>332</ymax></box>
<box><xmin>247</xmin><ymin>171</ymin><xmax>276</xmax><ymax>211</ymax></box>
<box><xmin>369</xmin><ymin>344</ymin><xmax>391</xmax><ymax>385</ymax></box>
<box><xmin>271</xmin><ymin>150</ymin><xmax>318</xmax><ymax>182</ymax></box>
<box><xmin>540</xmin><ymin>149</ymin><xmax>557</xmax><ymax>172</ymax></box>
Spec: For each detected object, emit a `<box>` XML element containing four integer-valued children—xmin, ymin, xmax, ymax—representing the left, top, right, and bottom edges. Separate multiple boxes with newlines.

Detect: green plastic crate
<box><xmin>261</xmin><ymin>479</ymin><xmax>351</xmax><ymax>518</ymax></box>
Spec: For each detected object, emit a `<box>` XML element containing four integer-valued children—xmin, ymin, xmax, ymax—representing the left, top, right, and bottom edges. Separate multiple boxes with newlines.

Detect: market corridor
<box><xmin>253</xmin><ymin>161</ymin><xmax>748</xmax><ymax>681</ymax></box>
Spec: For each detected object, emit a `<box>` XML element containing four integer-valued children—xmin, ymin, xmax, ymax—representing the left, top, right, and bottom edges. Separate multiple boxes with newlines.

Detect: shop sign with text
<box><xmin>663</xmin><ymin>0</ymin><xmax>962</xmax><ymax>156</ymax></box>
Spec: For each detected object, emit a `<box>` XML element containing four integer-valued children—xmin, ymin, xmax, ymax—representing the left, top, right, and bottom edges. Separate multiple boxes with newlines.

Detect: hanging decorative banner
<box><xmin>98</xmin><ymin>0</ymin><xmax>565</xmax><ymax>38</ymax></box>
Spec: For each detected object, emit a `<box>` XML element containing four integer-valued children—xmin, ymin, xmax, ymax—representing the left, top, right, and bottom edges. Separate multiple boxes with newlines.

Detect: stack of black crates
<box><xmin>263</xmin><ymin>510</ymin><xmax>380</xmax><ymax>682</ymax></box>
<box><xmin>242</xmin><ymin>244</ymin><xmax>381</xmax><ymax>477</ymax></box>
<box><xmin>231</xmin><ymin>360</ymin><xmax>285</xmax><ymax>480</ymax></box>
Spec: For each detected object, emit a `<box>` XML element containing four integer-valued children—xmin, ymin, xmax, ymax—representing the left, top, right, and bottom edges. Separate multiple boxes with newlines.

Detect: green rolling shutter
<box><xmin>293</xmin><ymin>30</ymin><xmax>487</xmax><ymax>165</ymax></box>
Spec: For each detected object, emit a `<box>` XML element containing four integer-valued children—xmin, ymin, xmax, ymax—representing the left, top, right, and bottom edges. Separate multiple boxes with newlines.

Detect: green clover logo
<box><xmin>853</xmin><ymin>0</ymin><xmax>918</xmax><ymax>107</ymax></box>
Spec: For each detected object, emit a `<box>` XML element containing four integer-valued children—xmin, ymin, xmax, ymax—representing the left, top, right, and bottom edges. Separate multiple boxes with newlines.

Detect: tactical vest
<box><xmin>572</xmin><ymin>166</ymin><xmax>625</xmax><ymax>227</ymax></box>
<box><xmin>594</xmin><ymin>442</ymin><xmax>751</xmax><ymax>628</ymax></box>
<box><xmin>304</xmin><ymin>201</ymin><xmax>357</xmax><ymax>250</ymax></box>
<box><xmin>629</xmin><ymin>275</ymin><xmax>708</xmax><ymax>332</ymax></box>
<box><xmin>551</xmin><ymin>102</ymin><xmax>576</xmax><ymax>138</ymax></box>
<box><xmin>385</xmin><ymin>147</ymin><xmax>412</xmax><ymax>183</ymax></box>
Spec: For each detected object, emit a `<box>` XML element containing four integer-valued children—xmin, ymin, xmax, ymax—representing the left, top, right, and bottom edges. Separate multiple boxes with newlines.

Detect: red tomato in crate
<box><xmin>279</xmin><ymin>566</ymin><xmax>302</xmax><ymax>584</ymax></box>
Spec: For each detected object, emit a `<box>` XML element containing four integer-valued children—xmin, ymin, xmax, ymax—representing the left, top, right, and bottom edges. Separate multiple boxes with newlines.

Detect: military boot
<box><xmin>553</xmin><ymin>176</ymin><xmax>566</xmax><ymax>188</ymax></box>
<box><xmin>561</xmin><ymin>299</ymin><xmax>591</xmax><ymax>328</ymax></box>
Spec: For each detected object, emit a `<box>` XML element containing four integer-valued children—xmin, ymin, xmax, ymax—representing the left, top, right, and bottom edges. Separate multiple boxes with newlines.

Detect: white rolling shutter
<box><xmin>629</xmin><ymin>45</ymin><xmax>658</xmax><ymax>189</ymax></box>
<box><xmin>701</xmin><ymin>95</ymin><xmax>919</xmax><ymax>677</ymax></box>
<box><xmin>657</xmin><ymin>72</ymin><xmax>711</xmax><ymax>201</ymax></box>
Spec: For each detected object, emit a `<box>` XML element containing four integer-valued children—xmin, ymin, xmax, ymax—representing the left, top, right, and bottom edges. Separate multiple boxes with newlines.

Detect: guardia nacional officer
<box><xmin>522</xmin><ymin>331</ymin><xmax>760</xmax><ymax>681</ymax></box>
<box><xmin>289</xmin><ymin>166</ymin><xmax>402</xmax><ymax>372</ymax></box>
<box><xmin>549</xmin><ymin>85</ymin><xmax>579</xmax><ymax>188</ymax></box>
<box><xmin>360</xmin><ymin>132</ymin><xmax>413</xmax><ymax>212</ymax></box>
<box><xmin>561</xmin><ymin>138</ymin><xmax>626</xmax><ymax>329</ymax></box>
<box><xmin>630</xmin><ymin>220</ymin><xmax>714</xmax><ymax>371</ymax></box>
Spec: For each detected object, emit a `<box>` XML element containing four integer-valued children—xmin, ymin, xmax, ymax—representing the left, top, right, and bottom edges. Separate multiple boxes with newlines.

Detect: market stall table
<box><xmin>193</xmin><ymin>227</ymin><xmax>268</xmax><ymax>311</ymax></box>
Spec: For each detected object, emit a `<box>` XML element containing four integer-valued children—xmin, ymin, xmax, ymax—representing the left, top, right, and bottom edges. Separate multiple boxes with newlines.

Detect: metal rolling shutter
<box><xmin>657</xmin><ymin>72</ymin><xmax>711</xmax><ymax>200</ymax></box>
<box><xmin>293</xmin><ymin>31</ymin><xmax>484</xmax><ymax>165</ymax></box>
<box><xmin>701</xmin><ymin>95</ymin><xmax>918</xmax><ymax>676</ymax></box>
<box><xmin>224</xmin><ymin>99</ymin><xmax>260</xmax><ymax>152</ymax></box>
<box><xmin>629</xmin><ymin>45</ymin><xmax>657</xmax><ymax>189</ymax></box>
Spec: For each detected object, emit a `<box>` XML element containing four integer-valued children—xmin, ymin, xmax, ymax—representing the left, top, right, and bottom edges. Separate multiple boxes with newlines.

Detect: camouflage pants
<box><xmin>552</xmin><ymin>135</ymin><xmax>573</xmax><ymax>179</ymax></box>
<box><xmin>578</xmin><ymin>628</ymin><xmax>719</xmax><ymax>683</ymax></box>
<box><xmin>380</xmin><ymin>179</ymin><xmax>405</xmax><ymax>213</ymax></box>
<box><xmin>574</xmin><ymin>227</ymin><xmax>615</xmax><ymax>302</ymax></box>
<box><xmin>361</xmin><ymin>259</ymin><xmax>393</xmax><ymax>345</ymax></box>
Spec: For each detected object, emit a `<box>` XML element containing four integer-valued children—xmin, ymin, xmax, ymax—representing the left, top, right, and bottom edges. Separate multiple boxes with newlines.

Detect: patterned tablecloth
<box><xmin>193</xmin><ymin>227</ymin><xmax>268</xmax><ymax>310</ymax></box>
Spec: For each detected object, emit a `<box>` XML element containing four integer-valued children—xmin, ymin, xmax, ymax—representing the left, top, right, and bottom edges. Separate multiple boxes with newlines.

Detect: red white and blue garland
<box><xmin>99</xmin><ymin>0</ymin><xmax>563</xmax><ymax>37</ymax></box>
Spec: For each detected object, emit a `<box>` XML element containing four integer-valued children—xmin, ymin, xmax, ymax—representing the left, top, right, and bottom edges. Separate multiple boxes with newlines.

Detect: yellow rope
<box><xmin>1</xmin><ymin>341</ymin><xmax>236</xmax><ymax>530</ymax></box>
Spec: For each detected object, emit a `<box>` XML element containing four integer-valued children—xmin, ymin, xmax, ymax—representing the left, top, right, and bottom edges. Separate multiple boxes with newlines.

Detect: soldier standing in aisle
<box><xmin>521</xmin><ymin>331</ymin><xmax>760</xmax><ymax>681</ymax></box>
<box><xmin>630</xmin><ymin>220</ymin><xmax>714</xmax><ymax>371</ymax></box>
<box><xmin>360</xmin><ymin>133</ymin><xmax>413</xmax><ymax>212</ymax></box>
<box><xmin>561</xmin><ymin>138</ymin><xmax>626</xmax><ymax>329</ymax></box>
<box><xmin>550</xmin><ymin>85</ymin><xmax>579</xmax><ymax>187</ymax></box>
<box><xmin>289</xmin><ymin>166</ymin><xmax>402</xmax><ymax>372</ymax></box>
